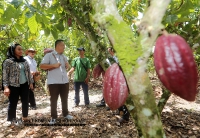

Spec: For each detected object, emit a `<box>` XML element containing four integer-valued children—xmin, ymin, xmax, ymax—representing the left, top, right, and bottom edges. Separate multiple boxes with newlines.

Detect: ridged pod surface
<box><xmin>93</xmin><ymin>64</ymin><xmax>103</xmax><ymax>79</ymax></box>
<box><xmin>103</xmin><ymin>63</ymin><xmax>128</xmax><ymax>110</ymax></box>
<box><xmin>154</xmin><ymin>34</ymin><xmax>198</xmax><ymax>101</ymax></box>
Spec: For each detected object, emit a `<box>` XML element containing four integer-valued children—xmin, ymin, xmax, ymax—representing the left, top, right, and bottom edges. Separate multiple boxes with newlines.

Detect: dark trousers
<box><xmin>101</xmin><ymin>98</ymin><xmax>130</xmax><ymax>121</ymax></box>
<box><xmin>74</xmin><ymin>82</ymin><xmax>90</xmax><ymax>105</ymax></box>
<box><xmin>49</xmin><ymin>83</ymin><xmax>69</xmax><ymax>119</ymax></box>
<box><xmin>7</xmin><ymin>82</ymin><xmax>29</xmax><ymax>121</ymax></box>
<box><xmin>29</xmin><ymin>83</ymin><xmax>36</xmax><ymax>107</ymax></box>
<box><xmin>100</xmin><ymin>98</ymin><xmax>105</xmax><ymax>104</ymax></box>
<box><xmin>118</xmin><ymin>105</ymin><xmax>130</xmax><ymax>121</ymax></box>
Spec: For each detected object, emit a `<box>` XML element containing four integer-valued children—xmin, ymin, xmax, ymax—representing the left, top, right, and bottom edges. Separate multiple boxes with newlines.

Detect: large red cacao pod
<box><xmin>103</xmin><ymin>63</ymin><xmax>128</xmax><ymax>110</ymax></box>
<box><xmin>154</xmin><ymin>34</ymin><xmax>198</xmax><ymax>101</ymax></box>
<box><xmin>93</xmin><ymin>64</ymin><xmax>103</xmax><ymax>79</ymax></box>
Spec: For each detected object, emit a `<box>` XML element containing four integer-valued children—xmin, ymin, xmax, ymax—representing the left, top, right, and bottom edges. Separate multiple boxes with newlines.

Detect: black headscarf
<box><xmin>1</xmin><ymin>44</ymin><xmax>26</xmax><ymax>91</ymax></box>
<box><xmin>6</xmin><ymin>44</ymin><xmax>26</xmax><ymax>62</ymax></box>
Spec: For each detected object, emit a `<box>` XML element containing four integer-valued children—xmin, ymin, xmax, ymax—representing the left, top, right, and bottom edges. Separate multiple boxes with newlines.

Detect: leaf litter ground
<box><xmin>0</xmin><ymin>76</ymin><xmax>200</xmax><ymax>138</ymax></box>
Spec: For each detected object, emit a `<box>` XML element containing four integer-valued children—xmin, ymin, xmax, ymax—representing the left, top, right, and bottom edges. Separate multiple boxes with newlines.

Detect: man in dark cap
<box><xmin>67</xmin><ymin>47</ymin><xmax>91</xmax><ymax>107</ymax></box>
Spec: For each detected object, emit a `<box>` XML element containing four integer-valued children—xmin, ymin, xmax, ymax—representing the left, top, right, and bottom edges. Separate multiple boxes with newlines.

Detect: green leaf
<box><xmin>172</xmin><ymin>0</ymin><xmax>194</xmax><ymax>17</ymax></box>
<box><xmin>42</xmin><ymin>15</ymin><xmax>49</xmax><ymax>24</ymax></box>
<box><xmin>10</xmin><ymin>27</ymin><xmax>18</xmax><ymax>37</ymax></box>
<box><xmin>40</xmin><ymin>22</ymin><xmax>46</xmax><ymax>28</ymax></box>
<box><xmin>51</xmin><ymin>27</ymin><xmax>58</xmax><ymax>39</ymax></box>
<box><xmin>0</xmin><ymin>8</ymin><xmax>3</xmax><ymax>14</ymax></box>
<box><xmin>1</xmin><ymin>16</ymin><xmax>11</xmax><ymax>24</ymax></box>
<box><xmin>1</xmin><ymin>5</ymin><xmax>16</xmax><ymax>24</ymax></box>
<box><xmin>33</xmin><ymin>0</ymin><xmax>39</xmax><ymax>6</ymax></box>
<box><xmin>25</xmin><ymin>11</ymin><xmax>34</xmax><ymax>18</ymax></box>
<box><xmin>25</xmin><ymin>31</ymin><xmax>29</xmax><ymax>40</ymax></box>
<box><xmin>55</xmin><ymin>21</ymin><xmax>65</xmax><ymax>32</ymax></box>
<box><xmin>13</xmin><ymin>8</ymin><xmax>21</xmax><ymax>19</ymax></box>
<box><xmin>18</xmin><ymin>15</ymin><xmax>25</xmax><ymax>24</ymax></box>
<box><xmin>15</xmin><ymin>23</ymin><xmax>25</xmax><ymax>32</ymax></box>
<box><xmin>44</xmin><ymin>27</ymin><xmax>50</xmax><ymax>36</ymax></box>
<box><xmin>0</xmin><ymin>30</ymin><xmax>6</xmax><ymax>37</ymax></box>
<box><xmin>10</xmin><ymin>0</ymin><xmax>23</xmax><ymax>8</ymax></box>
<box><xmin>35</xmin><ymin>13</ymin><xmax>43</xmax><ymax>23</ymax></box>
<box><xmin>28</xmin><ymin>14</ymin><xmax>38</xmax><ymax>34</ymax></box>
<box><xmin>4</xmin><ymin>4</ymin><xmax>16</xmax><ymax>18</ymax></box>
<box><xmin>165</xmin><ymin>15</ymin><xmax>178</xmax><ymax>24</ymax></box>
<box><xmin>176</xmin><ymin>17</ymin><xmax>190</xmax><ymax>22</ymax></box>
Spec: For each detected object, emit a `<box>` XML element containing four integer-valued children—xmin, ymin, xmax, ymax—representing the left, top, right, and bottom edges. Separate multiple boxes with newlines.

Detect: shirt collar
<box><xmin>27</xmin><ymin>55</ymin><xmax>33</xmax><ymax>59</ymax></box>
<box><xmin>53</xmin><ymin>50</ymin><xmax>63</xmax><ymax>55</ymax></box>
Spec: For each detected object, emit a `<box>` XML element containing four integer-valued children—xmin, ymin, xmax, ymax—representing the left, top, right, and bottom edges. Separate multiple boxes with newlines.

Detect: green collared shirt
<box><xmin>72</xmin><ymin>57</ymin><xmax>91</xmax><ymax>82</ymax></box>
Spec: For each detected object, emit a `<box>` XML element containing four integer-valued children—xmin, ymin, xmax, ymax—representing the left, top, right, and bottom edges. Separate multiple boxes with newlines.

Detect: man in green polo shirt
<box><xmin>68</xmin><ymin>47</ymin><xmax>91</xmax><ymax>107</ymax></box>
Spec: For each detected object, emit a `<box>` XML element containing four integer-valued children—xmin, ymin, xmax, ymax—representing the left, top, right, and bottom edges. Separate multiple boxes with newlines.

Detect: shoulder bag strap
<box><xmin>51</xmin><ymin>53</ymin><xmax>63</xmax><ymax>72</ymax></box>
<box><xmin>52</xmin><ymin>53</ymin><xmax>58</xmax><ymax>63</ymax></box>
<box><xmin>79</xmin><ymin>58</ymin><xmax>87</xmax><ymax>72</ymax></box>
<box><xmin>53</xmin><ymin>53</ymin><xmax>67</xmax><ymax>63</ymax></box>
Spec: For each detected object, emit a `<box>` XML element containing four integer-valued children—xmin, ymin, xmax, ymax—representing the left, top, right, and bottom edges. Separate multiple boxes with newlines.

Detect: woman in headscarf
<box><xmin>2</xmin><ymin>43</ymin><xmax>33</xmax><ymax>125</ymax></box>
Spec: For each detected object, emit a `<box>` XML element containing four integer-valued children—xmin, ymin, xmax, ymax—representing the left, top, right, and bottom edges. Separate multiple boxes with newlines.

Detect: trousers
<box><xmin>49</xmin><ymin>83</ymin><xmax>69</xmax><ymax>119</ymax></box>
<box><xmin>101</xmin><ymin>98</ymin><xmax>130</xmax><ymax>121</ymax></box>
<box><xmin>7</xmin><ymin>82</ymin><xmax>29</xmax><ymax>121</ymax></box>
<box><xmin>74</xmin><ymin>82</ymin><xmax>90</xmax><ymax>105</ymax></box>
<box><xmin>29</xmin><ymin>83</ymin><xmax>36</xmax><ymax>107</ymax></box>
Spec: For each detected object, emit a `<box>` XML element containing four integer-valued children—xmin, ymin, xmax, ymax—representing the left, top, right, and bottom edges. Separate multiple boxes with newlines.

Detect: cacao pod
<box><xmin>103</xmin><ymin>63</ymin><xmax>128</xmax><ymax>110</ymax></box>
<box><xmin>154</xmin><ymin>34</ymin><xmax>198</xmax><ymax>101</ymax></box>
<box><xmin>68</xmin><ymin>18</ymin><xmax>72</xmax><ymax>27</ymax></box>
<box><xmin>93</xmin><ymin>64</ymin><xmax>103</xmax><ymax>79</ymax></box>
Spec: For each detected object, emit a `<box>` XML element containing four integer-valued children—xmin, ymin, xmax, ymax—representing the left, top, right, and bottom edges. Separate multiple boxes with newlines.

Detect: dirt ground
<box><xmin>0</xmin><ymin>77</ymin><xmax>200</xmax><ymax>138</ymax></box>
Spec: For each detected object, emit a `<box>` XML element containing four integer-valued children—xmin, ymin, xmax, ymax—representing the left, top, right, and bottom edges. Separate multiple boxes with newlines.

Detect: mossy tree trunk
<box><xmin>91</xmin><ymin>0</ymin><xmax>171</xmax><ymax>137</ymax></box>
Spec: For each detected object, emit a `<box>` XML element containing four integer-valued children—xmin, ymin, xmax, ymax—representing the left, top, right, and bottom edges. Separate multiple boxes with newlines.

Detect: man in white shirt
<box><xmin>24</xmin><ymin>48</ymin><xmax>38</xmax><ymax>110</ymax></box>
<box><xmin>40</xmin><ymin>40</ymin><xmax>73</xmax><ymax>124</ymax></box>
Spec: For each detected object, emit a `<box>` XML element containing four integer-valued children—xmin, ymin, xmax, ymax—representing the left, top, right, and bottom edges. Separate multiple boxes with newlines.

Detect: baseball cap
<box><xmin>25</xmin><ymin>48</ymin><xmax>37</xmax><ymax>55</ymax></box>
<box><xmin>77</xmin><ymin>47</ymin><xmax>85</xmax><ymax>51</ymax></box>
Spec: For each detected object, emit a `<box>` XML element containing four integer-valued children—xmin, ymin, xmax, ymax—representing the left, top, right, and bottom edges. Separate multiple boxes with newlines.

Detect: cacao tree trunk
<box><xmin>91</xmin><ymin>0</ymin><xmax>171</xmax><ymax>137</ymax></box>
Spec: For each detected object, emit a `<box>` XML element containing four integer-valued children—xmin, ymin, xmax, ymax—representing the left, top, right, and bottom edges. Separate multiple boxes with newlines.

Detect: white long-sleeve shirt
<box><xmin>24</xmin><ymin>55</ymin><xmax>37</xmax><ymax>72</ymax></box>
